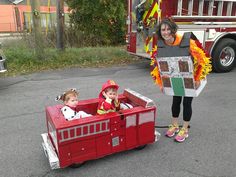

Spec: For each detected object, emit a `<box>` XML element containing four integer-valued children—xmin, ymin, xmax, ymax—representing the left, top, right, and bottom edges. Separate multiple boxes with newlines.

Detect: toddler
<box><xmin>97</xmin><ymin>80</ymin><xmax>120</xmax><ymax>115</ymax></box>
<box><xmin>56</xmin><ymin>88</ymin><xmax>92</xmax><ymax>121</ymax></box>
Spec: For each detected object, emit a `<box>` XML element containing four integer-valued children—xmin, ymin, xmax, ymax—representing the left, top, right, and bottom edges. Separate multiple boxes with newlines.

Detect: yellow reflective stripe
<box><xmin>142</xmin><ymin>0</ymin><xmax>154</xmax><ymax>21</ymax></box>
<box><xmin>143</xmin><ymin>1</ymin><xmax>159</xmax><ymax>22</ymax></box>
<box><xmin>149</xmin><ymin>3</ymin><xmax>158</xmax><ymax>18</ymax></box>
<box><xmin>97</xmin><ymin>109</ymin><xmax>116</xmax><ymax>115</ymax></box>
<box><xmin>158</xmin><ymin>0</ymin><xmax>162</xmax><ymax>20</ymax></box>
<box><xmin>97</xmin><ymin>109</ymin><xmax>106</xmax><ymax>114</ymax></box>
<box><xmin>142</xmin><ymin>1</ymin><xmax>159</xmax><ymax>55</ymax></box>
<box><xmin>145</xmin><ymin>37</ymin><xmax>153</xmax><ymax>54</ymax></box>
<box><xmin>114</xmin><ymin>101</ymin><xmax>120</xmax><ymax>107</ymax></box>
<box><xmin>143</xmin><ymin>11</ymin><xmax>149</xmax><ymax>21</ymax></box>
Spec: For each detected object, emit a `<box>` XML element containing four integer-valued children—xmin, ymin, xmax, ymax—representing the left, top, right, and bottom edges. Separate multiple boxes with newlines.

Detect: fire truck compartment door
<box><xmin>58</xmin><ymin>145</ymin><xmax>72</xmax><ymax>168</ymax></box>
<box><xmin>111</xmin><ymin>129</ymin><xmax>125</xmax><ymax>153</ymax></box>
<box><xmin>125</xmin><ymin>114</ymin><xmax>138</xmax><ymax>149</ymax></box>
<box><xmin>129</xmin><ymin>32</ymin><xmax>137</xmax><ymax>53</ymax></box>
<box><xmin>96</xmin><ymin>135</ymin><xmax>112</xmax><ymax>157</ymax></box>
<box><xmin>70</xmin><ymin>139</ymin><xmax>96</xmax><ymax>163</ymax></box>
<box><xmin>138</xmin><ymin>111</ymin><xmax>155</xmax><ymax>145</ymax></box>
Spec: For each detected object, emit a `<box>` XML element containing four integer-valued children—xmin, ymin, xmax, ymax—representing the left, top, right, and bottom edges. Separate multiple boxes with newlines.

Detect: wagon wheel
<box><xmin>135</xmin><ymin>145</ymin><xmax>147</xmax><ymax>150</ymax></box>
<box><xmin>69</xmin><ymin>162</ymin><xmax>86</xmax><ymax>168</ymax></box>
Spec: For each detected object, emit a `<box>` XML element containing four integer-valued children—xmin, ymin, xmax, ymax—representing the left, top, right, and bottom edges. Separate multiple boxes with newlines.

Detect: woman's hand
<box><xmin>195</xmin><ymin>80</ymin><xmax>200</xmax><ymax>89</ymax></box>
<box><xmin>160</xmin><ymin>86</ymin><xmax>164</xmax><ymax>93</ymax></box>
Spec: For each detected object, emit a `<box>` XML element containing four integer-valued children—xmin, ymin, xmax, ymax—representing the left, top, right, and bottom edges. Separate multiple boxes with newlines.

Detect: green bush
<box><xmin>65</xmin><ymin>0</ymin><xmax>126</xmax><ymax>46</ymax></box>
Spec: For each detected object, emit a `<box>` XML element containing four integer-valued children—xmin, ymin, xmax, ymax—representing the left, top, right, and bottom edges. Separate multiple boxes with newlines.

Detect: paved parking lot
<box><xmin>0</xmin><ymin>60</ymin><xmax>235</xmax><ymax>177</ymax></box>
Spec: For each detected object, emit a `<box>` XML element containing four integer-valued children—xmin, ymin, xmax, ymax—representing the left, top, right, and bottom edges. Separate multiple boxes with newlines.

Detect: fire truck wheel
<box><xmin>69</xmin><ymin>162</ymin><xmax>86</xmax><ymax>168</ymax></box>
<box><xmin>135</xmin><ymin>145</ymin><xmax>147</xmax><ymax>150</ymax></box>
<box><xmin>212</xmin><ymin>38</ymin><xmax>236</xmax><ymax>72</ymax></box>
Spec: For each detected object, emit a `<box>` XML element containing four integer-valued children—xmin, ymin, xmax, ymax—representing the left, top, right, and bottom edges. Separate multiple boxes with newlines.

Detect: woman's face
<box><xmin>160</xmin><ymin>24</ymin><xmax>174</xmax><ymax>42</ymax></box>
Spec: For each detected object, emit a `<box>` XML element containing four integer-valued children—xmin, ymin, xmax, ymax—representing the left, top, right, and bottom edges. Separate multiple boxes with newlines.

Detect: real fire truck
<box><xmin>126</xmin><ymin>0</ymin><xmax>236</xmax><ymax>72</ymax></box>
<box><xmin>41</xmin><ymin>89</ymin><xmax>159</xmax><ymax>169</ymax></box>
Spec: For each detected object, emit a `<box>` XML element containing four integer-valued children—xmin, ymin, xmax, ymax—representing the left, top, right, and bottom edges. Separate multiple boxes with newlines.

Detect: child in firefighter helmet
<box><xmin>97</xmin><ymin>80</ymin><xmax>120</xmax><ymax>115</ymax></box>
<box><xmin>56</xmin><ymin>88</ymin><xmax>92</xmax><ymax>121</ymax></box>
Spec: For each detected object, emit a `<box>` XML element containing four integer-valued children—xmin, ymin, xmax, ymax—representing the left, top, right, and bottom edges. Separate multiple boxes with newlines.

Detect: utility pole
<box><xmin>56</xmin><ymin>0</ymin><xmax>65</xmax><ymax>50</ymax></box>
<box><xmin>31</xmin><ymin>0</ymin><xmax>45</xmax><ymax>60</ymax></box>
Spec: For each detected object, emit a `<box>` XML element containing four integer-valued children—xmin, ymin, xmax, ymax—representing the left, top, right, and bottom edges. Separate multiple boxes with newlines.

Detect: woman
<box><xmin>150</xmin><ymin>18</ymin><xmax>211</xmax><ymax>142</ymax></box>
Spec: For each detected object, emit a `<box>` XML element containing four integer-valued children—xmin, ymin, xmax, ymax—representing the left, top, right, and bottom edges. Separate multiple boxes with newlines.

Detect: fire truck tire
<box><xmin>135</xmin><ymin>145</ymin><xmax>147</xmax><ymax>150</ymax></box>
<box><xmin>212</xmin><ymin>38</ymin><xmax>236</xmax><ymax>72</ymax></box>
<box><xmin>69</xmin><ymin>162</ymin><xmax>86</xmax><ymax>168</ymax></box>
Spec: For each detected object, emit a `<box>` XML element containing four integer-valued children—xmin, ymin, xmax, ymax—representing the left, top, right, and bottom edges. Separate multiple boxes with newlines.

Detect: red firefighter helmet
<box><xmin>99</xmin><ymin>80</ymin><xmax>119</xmax><ymax>98</ymax></box>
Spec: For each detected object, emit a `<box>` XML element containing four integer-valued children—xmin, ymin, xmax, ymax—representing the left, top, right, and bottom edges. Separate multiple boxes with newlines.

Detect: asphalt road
<box><xmin>0</xmin><ymin>60</ymin><xmax>236</xmax><ymax>177</ymax></box>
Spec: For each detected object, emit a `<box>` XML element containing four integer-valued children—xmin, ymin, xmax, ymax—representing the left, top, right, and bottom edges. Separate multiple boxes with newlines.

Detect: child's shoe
<box><xmin>175</xmin><ymin>127</ymin><xmax>188</xmax><ymax>142</ymax></box>
<box><xmin>165</xmin><ymin>124</ymin><xmax>179</xmax><ymax>137</ymax></box>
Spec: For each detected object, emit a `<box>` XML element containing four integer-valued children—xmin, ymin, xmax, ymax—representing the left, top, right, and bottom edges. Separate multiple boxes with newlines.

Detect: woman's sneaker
<box><xmin>165</xmin><ymin>124</ymin><xmax>179</xmax><ymax>137</ymax></box>
<box><xmin>175</xmin><ymin>128</ymin><xmax>188</xmax><ymax>142</ymax></box>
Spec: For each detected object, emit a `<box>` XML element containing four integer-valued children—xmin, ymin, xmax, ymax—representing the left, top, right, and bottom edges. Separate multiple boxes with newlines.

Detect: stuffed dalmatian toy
<box><xmin>61</xmin><ymin>106</ymin><xmax>91</xmax><ymax>121</ymax></box>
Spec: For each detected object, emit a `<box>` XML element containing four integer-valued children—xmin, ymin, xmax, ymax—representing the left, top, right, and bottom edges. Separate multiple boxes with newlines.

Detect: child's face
<box><xmin>106</xmin><ymin>89</ymin><xmax>117</xmax><ymax>100</ymax></box>
<box><xmin>65</xmin><ymin>95</ymin><xmax>78</xmax><ymax>108</ymax></box>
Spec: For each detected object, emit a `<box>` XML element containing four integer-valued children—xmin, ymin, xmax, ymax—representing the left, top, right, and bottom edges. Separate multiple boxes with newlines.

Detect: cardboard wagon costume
<box><xmin>151</xmin><ymin>32</ymin><xmax>212</xmax><ymax>97</ymax></box>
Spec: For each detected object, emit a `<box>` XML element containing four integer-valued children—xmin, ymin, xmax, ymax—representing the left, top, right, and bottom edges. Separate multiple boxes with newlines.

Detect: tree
<box><xmin>31</xmin><ymin>0</ymin><xmax>45</xmax><ymax>59</ymax></box>
<box><xmin>56</xmin><ymin>0</ymin><xmax>65</xmax><ymax>50</ymax></box>
<box><xmin>65</xmin><ymin>0</ymin><xmax>126</xmax><ymax>46</ymax></box>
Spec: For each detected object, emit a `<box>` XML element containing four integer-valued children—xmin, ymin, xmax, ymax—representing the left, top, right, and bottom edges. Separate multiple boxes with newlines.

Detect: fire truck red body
<box><xmin>41</xmin><ymin>89</ymin><xmax>158</xmax><ymax>169</ymax></box>
<box><xmin>126</xmin><ymin>0</ymin><xmax>236</xmax><ymax>72</ymax></box>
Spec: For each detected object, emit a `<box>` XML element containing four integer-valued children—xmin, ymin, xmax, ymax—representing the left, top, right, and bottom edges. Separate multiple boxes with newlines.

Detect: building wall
<box><xmin>0</xmin><ymin>5</ymin><xmax>16</xmax><ymax>32</ymax></box>
<box><xmin>0</xmin><ymin>2</ymin><xmax>69</xmax><ymax>32</ymax></box>
<box><xmin>0</xmin><ymin>0</ymin><xmax>57</xmax><ymax>6</ymax></box>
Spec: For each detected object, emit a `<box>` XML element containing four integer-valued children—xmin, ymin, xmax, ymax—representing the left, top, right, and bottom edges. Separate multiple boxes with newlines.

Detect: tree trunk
<box><xmin>31</xmin><ymin>0</ymin><xmax>45</xmax><ymax>60</ymax></box>
<box><xmin>56</xmin><ymin>0</ymin><xmax>65</xmax><ymax>50</ymax></box>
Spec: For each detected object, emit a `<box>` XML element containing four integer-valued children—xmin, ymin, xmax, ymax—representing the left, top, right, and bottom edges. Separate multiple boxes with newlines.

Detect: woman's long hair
<box><xmin>156</xmin><ymin>18</ymin><xmax>178</xmax><ymax>40</ymax></box>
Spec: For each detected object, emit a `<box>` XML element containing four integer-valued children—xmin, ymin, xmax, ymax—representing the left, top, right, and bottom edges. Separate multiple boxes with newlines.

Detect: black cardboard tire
<box><xmin>135</xmin><ymin>145</ymin><xmax>147</xmax><ymax>150</ymax></box>
<box><xmin>212</xmin><ymin>38</ymin><xmax>236</xmax><ymax>72</ymax></box>
<box><xmin>69</xmin><ymin>162</ymin><xmax>86</xmax><ymax>168</ymax></box>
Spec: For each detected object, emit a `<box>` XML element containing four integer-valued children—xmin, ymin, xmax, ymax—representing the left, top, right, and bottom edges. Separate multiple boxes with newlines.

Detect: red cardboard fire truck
<box><xmin>126</xmin><ymin>0</ymin><xmax>236</xmax><ymax>72</ymax></box>
<box><xmin>41</xmin><ymin>89</ymin><xmax>159</xmax><ymax>169</ymax></box>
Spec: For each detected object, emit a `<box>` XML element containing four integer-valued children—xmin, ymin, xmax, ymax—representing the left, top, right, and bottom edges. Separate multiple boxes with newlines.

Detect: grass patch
<box><xmin>1</xmin><ymin>43</ymin><xmax>140</xmax><ymax>77</ymax></box>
